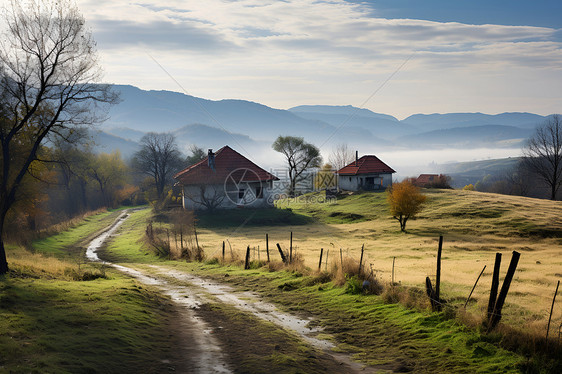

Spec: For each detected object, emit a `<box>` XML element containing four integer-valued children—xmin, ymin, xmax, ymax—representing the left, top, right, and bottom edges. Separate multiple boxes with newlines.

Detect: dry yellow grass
<box><xmin>195</xmin><ymin>189</ymin><xmax>562</xmax><ymax>330</ymax></box>
<box><xmin>7</xmin><ymin>245</ymin><xmax>76</xmax><ymax>278</ymax></box>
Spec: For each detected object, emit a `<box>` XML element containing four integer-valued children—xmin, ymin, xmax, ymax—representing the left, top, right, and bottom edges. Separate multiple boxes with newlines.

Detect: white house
<box><xmin>174</xmin><ymin>146</ymin><xmax>278</xmax><ymax>210</ymax></box>
<box><xmin>337</xmin><ymin>153</ymin><xmax>395</xmax><ymax>191</ymax></box>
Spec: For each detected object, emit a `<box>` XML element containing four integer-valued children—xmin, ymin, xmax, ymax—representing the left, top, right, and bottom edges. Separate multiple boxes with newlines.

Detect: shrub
<box><xmin>344</xmin><ymin>275</ymin><xmax>363</xmax><ymax>295</ymax></box>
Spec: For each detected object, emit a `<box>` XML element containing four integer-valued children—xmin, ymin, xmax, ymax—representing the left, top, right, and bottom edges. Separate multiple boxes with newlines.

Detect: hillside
<box><xmin>196</xmin><ymin>189</ymin><xmax>562</xmax><ymax>331</ymax></box>
<box><xmin>437</xmin><ymin>158</ymin><xmax>521</xmax><ymax>188</ymax></box>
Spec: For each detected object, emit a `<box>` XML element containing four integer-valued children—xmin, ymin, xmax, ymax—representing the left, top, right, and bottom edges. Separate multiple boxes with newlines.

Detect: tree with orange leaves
<box><xmin>387</xmin><ymin>180</ymin><xmax>427</xmax><ymax>232</ymax></box>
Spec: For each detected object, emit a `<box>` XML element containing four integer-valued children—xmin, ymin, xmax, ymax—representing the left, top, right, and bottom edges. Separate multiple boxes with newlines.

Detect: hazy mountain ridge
<box><xmin>94</xmin><ymin>84</ymin><xmax>554</xmax><ymax>167</ymax></box>
<box><xmin>402</xmin><ymin>112</ymin><xmax>546</xmax><ymax>131</ymax></box>
<box><xmin>397</xmin><ymin>125</ymin><xmax>533</xmax><ymax>149</ymax></box>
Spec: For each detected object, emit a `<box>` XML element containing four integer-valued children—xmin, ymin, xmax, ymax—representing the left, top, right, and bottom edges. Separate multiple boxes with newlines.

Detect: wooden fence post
<box><xmin>194</xmin><ymin>226</ymin><xmax>200</xmax><ymax>250</ymax></box>
<box><xmin>488</xmin><ymin>251</ymin><xmax>520</xmax><ymax>331</ymax></box>
<box><xmin>340</xmin><ymin>248</ymin><xmax>343</xmax><ymax>268</ymax></box>
<box><xmin>222</xmin><ymin>241</ymin><xmax>225</xmax><ymax>262</ymax></box>
<box><xmin>180</xmin><ymin>226</ymin><xmax>184</xmax><ymax>250</ymax></box>
<box><xmin>487</xmin><ymin>253</ymin><xmax>502</xmax><ymax>321</ymax></box>
<box><xmin>244</xmin><ymin>246</ymin><xmax>251</xmax><ymax>270</ymax></box>
<box><xmin>464</xmin><ymin>265</ymin><xmax>486</xmax><ymax>308</ymax></box>
<box><xmin>435</xmin><ymin>236</ymin><xmax>443</xmax><ymax>312</ymax></box>
<box><xmin>546</xmin><ymin>280</ymin><xmax>560</xmax><ymax>345</ymax></box>
<box><xmin>318</xmin><ymin>248</ymin><xmax>323</xmax><ymax>271</ymax></box>
<box><xmin>325</xmin><ymin>249</ymin><xmax>329</xmax><ymax>271</ymax></box>
<box><xmin>276</xmin><ymin>243</ymin><xmax>287</xmax><ymax>263</ymax></box>
<box><xmin>425</xmin><ymin>276</ymin><xmax>437</xmax><ymax>310</ymax></box>
<box><xmin>290</xmin><ymin>231</ymin><xmax>293</xmax><ymax>264</ymax></box>
<box><xmin>266</xmin><ymin>234</ymin><xmax>270</xmax><ymax>263</ymax></box>
<box><xmin>358</xmin><ymin>244</ymin><xmax>364</xmax><ymax>275</ymax></box>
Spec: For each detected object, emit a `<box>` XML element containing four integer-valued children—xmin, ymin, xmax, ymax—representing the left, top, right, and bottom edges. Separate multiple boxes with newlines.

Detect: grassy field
<box><xmin>0</xmin><ymin>209</ymin><xmax>183</xmax><ymax>373</ymax></box>
<box><xmin>3</xmin><ymin>188</ymin><xmax>561</xmax><ymax>372</ymax></box>
<box><xmin>192</xmin><ymin>189</ymin><xmax>562</xmax><ymax>331</ymax></box>
<box><xmin>99</xmin><ymin>209</ymin><xmax>535</xmax><ymax>373</ymax></box>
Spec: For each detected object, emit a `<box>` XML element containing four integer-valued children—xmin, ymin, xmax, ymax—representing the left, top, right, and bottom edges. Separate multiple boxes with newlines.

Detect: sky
<box><xmin>3</xmin><ymin>0</ymin><xmax>562</xmax><ymax>120</ymax></box>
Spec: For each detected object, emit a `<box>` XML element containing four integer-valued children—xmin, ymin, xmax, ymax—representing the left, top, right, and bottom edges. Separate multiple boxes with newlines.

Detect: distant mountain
<box><xmin>104</xmin><ymin>85</ymin><xmax>338</xmax><ymax>141</ymax></box>
<box><xmin>397</xmin><ymin>125</ymin><xmax>532</xmax><ymax>149</ymax></box>
<box><xmin>171</xmin><ymin>123</ymin><xmax>259</xmax><ymax>151</ymax></box>
<box><xmin>290</xmin><ymin>105</ymin><xmax>399</xmax><ymax>122</ymax></box>
<box><xmin>402</xmin><ymin>112</ymin><xmax>545</xmax><ymax>131</ymax></box>
<box><xmin>289</xmin><ymin>105</ymin><xmax>417</xmax><ymax>139</ymax></box>
<box><xmin>89</xmin><ymin>130</ymin><xmax>140</xmax><ymax>159</ymax></box>
<box><xmin>93</xmin><ymin>84</ymin><xmax>555</xmax><ymax>161</ymax></box>
<box><xmin>105</xmin><ymin>127</ymin><xmax>146</xmax><ymax>142</ymax></box>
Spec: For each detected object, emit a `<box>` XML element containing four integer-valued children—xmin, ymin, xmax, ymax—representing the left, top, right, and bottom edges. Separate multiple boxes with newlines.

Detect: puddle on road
<box><xmin>149</xmin><ymin>266</ymin><xmax>334</xmax><ymax>351</ymax></box>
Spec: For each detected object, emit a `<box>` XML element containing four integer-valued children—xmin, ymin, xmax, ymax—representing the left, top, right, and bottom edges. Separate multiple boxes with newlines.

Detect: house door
<box><xmin>365</xmin><ymin>177</ymin><xmax>382</xmax><ymax>190</ymax></box>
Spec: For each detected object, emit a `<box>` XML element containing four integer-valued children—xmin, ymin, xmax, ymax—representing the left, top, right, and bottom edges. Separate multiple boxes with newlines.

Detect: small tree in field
<box><xmin>387</xmin><ymin>180</ymin><xmax>426</xmax><ymax>232</ymax></box>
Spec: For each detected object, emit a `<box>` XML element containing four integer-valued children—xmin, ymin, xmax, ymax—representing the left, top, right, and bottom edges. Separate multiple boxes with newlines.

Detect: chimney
<box><xmin>355</xmin><ymin>150</ymin><xmax>358</xmax><ymax>166</ymax></box>
<box><xmin>208</xmin><ymin>149</ymin><xmax>215</xmax><ymax>170</ymax></box>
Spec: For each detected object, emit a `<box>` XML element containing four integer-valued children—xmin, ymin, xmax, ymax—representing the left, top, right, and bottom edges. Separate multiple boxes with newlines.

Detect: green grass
<box><xmin>281</xmin><ymin>189</ymin><xmax>562</xmax><ymax>238</ymax></box>
<box><xmin>1</xmin><ymin>207</ymin><xmax>182</xmax><ymax>373</ymax></box>
<box><xmin>92</xmin><ymin>206</ymin><xmax>538</xmax><ymax>372</ymax></box>
<box><xmin>162</xmin><ymin>262</ymin><xmax>532</xmax><ymax>373</ymax></box>
<box><xmin>0</xmin><ymin>274</ymin><xmax>178</xmax><ymax>373</ymax></box>
<box><xmin>275</xmin><ymin>191</ymin><xmax>386</xmax><ymax>224</ymax></box>
<box><xmin>6</xmin><ymin>193</ymin><xmax>560</xmax><ymax>373</ymax></box>
<box><xmin>31</xmin><ymin>210</ymin><xmax>123</xmax><ymax>256</ymax></box>
<box><xmin>98</xmin><ymin>208</ymin><xmax>162</xmax><ymax>263</ymax></box>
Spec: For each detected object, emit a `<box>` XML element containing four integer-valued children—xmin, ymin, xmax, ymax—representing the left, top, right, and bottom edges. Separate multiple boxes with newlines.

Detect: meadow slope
<box><xmin>195</xmin><ymin>189</ymin><xmax>562</xmax><ymax>329</ymax></box>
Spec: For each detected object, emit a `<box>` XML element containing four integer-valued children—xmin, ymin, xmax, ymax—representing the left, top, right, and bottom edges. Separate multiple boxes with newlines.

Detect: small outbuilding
<box><xmin>414</xmin><ymin>174</ymin><xmax>439</xmax><ymax>187</ymax></box>
<box><xmin>174</xmin><ymin>146</ymin><xmax>278</xmax><ymax>210</ymax></box>
<box><xmin>337</xmin><ymin>153</ymin><xmax>395</xmax><ymax>191</ymax></box>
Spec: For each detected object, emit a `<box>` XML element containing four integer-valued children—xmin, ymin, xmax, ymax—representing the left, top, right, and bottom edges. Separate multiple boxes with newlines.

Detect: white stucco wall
<box><xmin>182</xmin><ymin>182</ymin><xmax>275</xmax><ymax>210</ymax></box>
<box><xmin>337</xmin><ymin>173</ymin><xmax>393</xmax><ymax>192</ymax></box>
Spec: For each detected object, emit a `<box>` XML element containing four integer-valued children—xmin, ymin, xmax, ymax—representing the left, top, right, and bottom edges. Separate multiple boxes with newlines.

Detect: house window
<box><xmin>238</xmin><ymin>188</ymin><xmax>245</xmax><ymax>199</ymax></box>
<box><xmin>349</xmin><ymin>177</ymin><xmax>352</xmax><ymax>181</ymax></box>
<box><xmin>255</xmin><ymin>186</ymin><xmax>263</xmax><ymax>198</ymax></box>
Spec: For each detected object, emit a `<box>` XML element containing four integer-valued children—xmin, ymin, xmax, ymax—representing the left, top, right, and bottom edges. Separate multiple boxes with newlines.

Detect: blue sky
<box><xmin>358</xmin><ymin>1</ymin><xmax>562</xmax><ymax>29</ymax></box>
<box><xmin>3</xmin><ymin>0</ymin><xmax>560</xmax><ymax>119</ymax></box>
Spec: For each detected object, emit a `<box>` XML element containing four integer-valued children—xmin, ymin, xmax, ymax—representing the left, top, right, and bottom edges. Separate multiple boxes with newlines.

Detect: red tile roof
<box><xmin>174</xmin><ymin>145</ymin><xmax>278</xmax><ymax>185</ymax></box>
<box><xmin>415</xmin><ymin>174</ymin><xmax>438</xmax><ymax>186</ymax></box>
<box><xmin>337</xmin><ymin>155</ymin><xmax>395</xmax><ymax>175</ymax></box>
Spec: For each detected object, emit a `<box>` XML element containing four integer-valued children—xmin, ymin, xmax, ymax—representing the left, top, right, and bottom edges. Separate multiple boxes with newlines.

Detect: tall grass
<box><xmin>7</xmin><ymin>245</ymin><xmax>107</xmax><ymax>281</ymax></box>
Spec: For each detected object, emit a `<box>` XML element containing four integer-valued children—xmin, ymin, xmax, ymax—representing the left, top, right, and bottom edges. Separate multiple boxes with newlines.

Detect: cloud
<box><xmin>92</xmin><ymin>19</ymin><xmax>236</xmax><ymax>52</ymax></box>
<box><xmin>68</xmin><ymin>0</ymin><xmax>562</xmax><ymax>117</ymax></box>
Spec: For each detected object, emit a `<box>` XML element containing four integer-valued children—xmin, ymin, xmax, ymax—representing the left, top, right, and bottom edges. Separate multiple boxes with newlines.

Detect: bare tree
<box><xmin>522</xmin><ymin>115</ymin><xmax>562</xmax><ymax>200</ymax></box>
<box><xmin>272</xmin><ymin>136</ymin><xmax>322</xmax><ymax>197</ymax></box>
<box><xmin>0</xmin><ymin>0</ymin><xmax>116</xmax><ymax>274</ymax></box>
<box><xmin>132</xmin><ymin>132</ymin><xmax>184</xmax><ymax>200</ymax></box>
<box><xmin>329</xmin><ymin>143</ymin><xmax>355</xmax><ymax>171</ymax></box>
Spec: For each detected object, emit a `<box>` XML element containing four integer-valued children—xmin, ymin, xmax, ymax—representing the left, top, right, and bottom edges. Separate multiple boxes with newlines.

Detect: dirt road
<box><xmin>88</xmin><ymin>211</ymin><xmax>380</xmax><ymax>373</ymax></box>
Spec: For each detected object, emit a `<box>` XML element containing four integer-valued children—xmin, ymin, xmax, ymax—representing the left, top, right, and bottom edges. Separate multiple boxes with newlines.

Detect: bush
<box><xmin>344</xmin><ymin>275</ymin><xmax>363</xmax><ymax>295</ymax></box>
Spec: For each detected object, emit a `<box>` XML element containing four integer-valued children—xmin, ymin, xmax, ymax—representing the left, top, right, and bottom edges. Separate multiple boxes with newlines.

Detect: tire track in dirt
<box><xmin>144</xmin><ymin>265</ymin><xmax>380</xmax><ymax>373</ymax></box>
<box><xmin>87</xmin><ymin>211</ymin><xmax>231</xmax><ymax>374</ymax></box>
